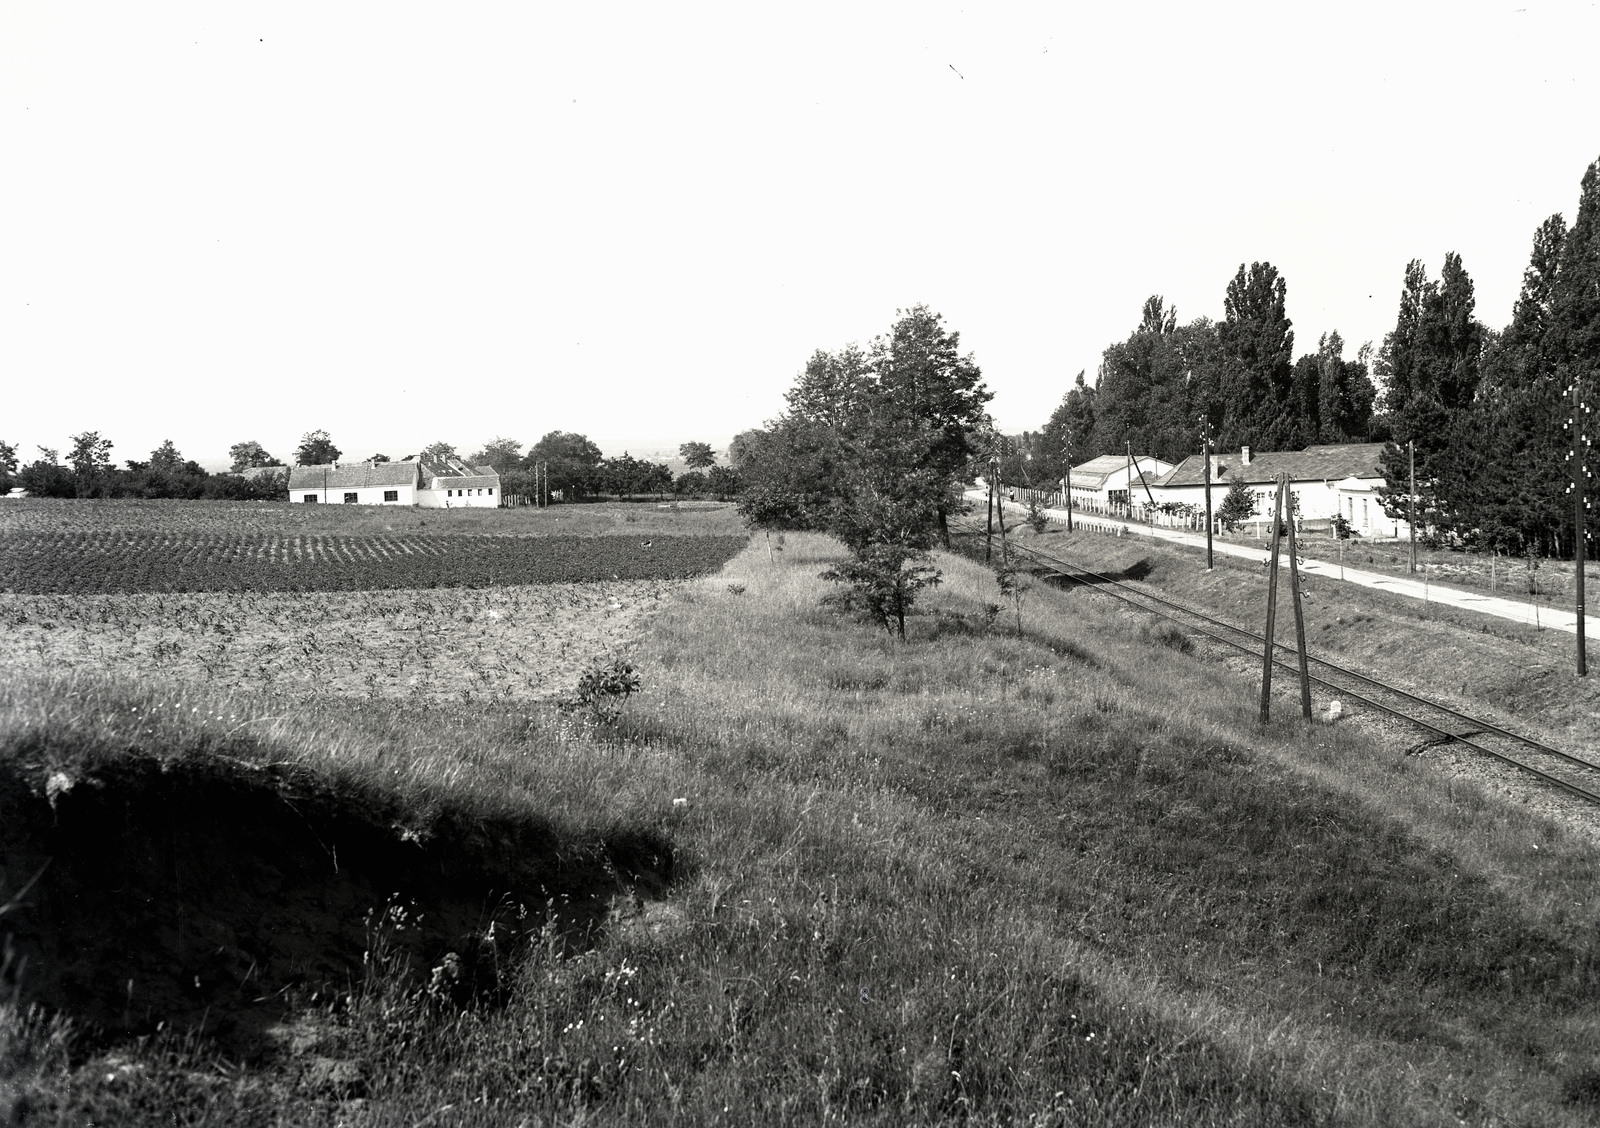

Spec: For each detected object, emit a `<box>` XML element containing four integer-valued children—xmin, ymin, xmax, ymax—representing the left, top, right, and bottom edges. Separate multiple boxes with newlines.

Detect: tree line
<box><xmin>1374</xmin><ymin>155</ymin><xmax>1599</xmax><ymax>557</ymax></box>
<box><xmin>0</xmin><ymin>430</ymin><xmax>740</xmax><ymax>503</ymax></box>
<box><xmin>997</xmin><ymin>273</ymin><xmax>1380</xmax><ymax>489</ymax></box>
<box><xmin>995</xmin><ymin>152</ymin><xmax>1599</xmax><ymax>561</ymax></box>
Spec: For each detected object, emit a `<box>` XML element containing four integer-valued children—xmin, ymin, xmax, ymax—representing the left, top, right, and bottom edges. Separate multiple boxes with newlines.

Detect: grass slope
<box><xmin>4</xmin><ymin>534</ymin><xmax>1600</xmax><ymax>1125</ymax></box>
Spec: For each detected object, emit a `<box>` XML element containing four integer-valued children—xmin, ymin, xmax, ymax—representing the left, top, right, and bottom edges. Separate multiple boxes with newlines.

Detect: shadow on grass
<box><xmin>0</xmin><ymin>752</ymin><xmax>676</xmax><ymax>1059</ymax></box>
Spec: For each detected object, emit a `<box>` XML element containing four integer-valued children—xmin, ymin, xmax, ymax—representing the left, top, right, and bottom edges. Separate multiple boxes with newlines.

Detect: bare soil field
<box><xmin>0</xmin><ymin>581</ymin><xmax>673</xmax><ymax>703</ymax></box>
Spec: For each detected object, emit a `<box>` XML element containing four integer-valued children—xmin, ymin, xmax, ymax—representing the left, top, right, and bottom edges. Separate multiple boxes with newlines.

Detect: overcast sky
<box><xmin>4</xmin><ymin>1</ymin><xmax>1598</xmax><ymax>468</ymax></box>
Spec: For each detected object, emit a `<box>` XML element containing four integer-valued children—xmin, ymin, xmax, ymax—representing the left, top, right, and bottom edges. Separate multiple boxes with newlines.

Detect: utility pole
<box><xmin>986</xmin><ymin>465</ymin><xmax>995</xmax><ymax>563</ymax></box>
<box><xmin>992</xmin><ymin>459</ymin><xmax>1010</xmax><ymax>565</ymax></box>
<box><xmin>1568</xmin><ymin>376</ymin><xmax>1590</xmax><ymax>677</ymax></box>
<box><xmin>1408</xmin><ymin>439</ymin><xmax>1417</xmax><ymax>574</ymax></box>
<box><xmin>1285</xmin><ymin>480</ymin><xmax>1313</xmax><ymax>720</ymax></box>
<box><xmin>1260</xmin><ymin>476</ymin><xmax>1287</xmax><ymax>723</ymax></box>
<box><xmin>1063</xmin><ymin>424</ymin><xmax>1074</xmax><ymax>533</ymax></box>
<box><xmin>1124</xmin><ymin>441</ymin><xmax>1133</xmax><ymax>520</ymax></box>
<box><xmin>1199</xmin><ymin>415</ymin><xmax>1214</xmax><ymax>570</ymax></box>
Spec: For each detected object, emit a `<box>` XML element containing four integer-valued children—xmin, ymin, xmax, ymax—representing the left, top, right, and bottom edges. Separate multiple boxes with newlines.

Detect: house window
<box><xmin>303</xmin><ymin>494</ymin><xmax>318</xmax><ymax>504</ymax></box>
<box><xmin>488</xmin><ymin>487</ymin><xmax>494</xmax><ymax>495</ymax></box>
<box><xmin>383</xmin><ymin>490</ymin><xmax>399</xmax><ymax>502</ymax></box>
<box><xmin>447</xmin><ymin>489</ymin><xmax>453</xmax><ymax>497</ymax></box>
<box><xmin>344</xmin><ymin>492</ymin><xmax>358</xmax><ymax>504</ymax></box>
<box><xmin>1362</xmin><ymin>498</ymin><xmax>1369</xmax><ymax>528</ymax></box>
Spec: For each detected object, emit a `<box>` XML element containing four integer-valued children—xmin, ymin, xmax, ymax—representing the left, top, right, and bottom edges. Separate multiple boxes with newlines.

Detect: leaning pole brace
<box><xmin>1259</xmin><ymin>476</ymin><xmax>1286</xmax><ymax>723</ymax></box>
<box><xmin>1285</xmin><ymin>484</ymin><xmax>1313</xmax><ymax>719</ymax></box>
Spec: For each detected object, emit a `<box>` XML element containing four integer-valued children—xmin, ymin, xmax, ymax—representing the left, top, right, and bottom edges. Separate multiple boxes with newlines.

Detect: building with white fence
<box><xmin>1065</xmin><ymin>453</ymin><xmax>1175</xmax><ymax>512</ymax></box>
<box><xmin>1151</xmin><ymin>443</ymin><xmax>1410</xmax><ymax>537</ymax></box>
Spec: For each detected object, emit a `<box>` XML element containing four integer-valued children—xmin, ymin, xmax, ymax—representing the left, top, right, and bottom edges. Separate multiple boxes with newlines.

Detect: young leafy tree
<box><xmin>1216</xmin><ymin>476</ymin><xmax>1259</xmax><ymax>532</ymax></box>
<box><xmin>294</xmin><ymin>430</ymin><xmax>341</xmax><ymax>465</ymax></box>
<box><xmin>0</xmin><ymin>439</ymin><xmax>17</xmax><ymax>493</ymax></box>
<box><xmin>678</xmin><ymin>441</ymin><xmax>716</xmax><ymax>469</ymax></box>
<box><xmin>228</xmin><ymin>440</ymin><xmax>277</xmax><ymax>472</ymax></box>
<box><xmin>820</xmin><ymin>542</ymin><xmax>941</xmax><ymax>641</ymax></box>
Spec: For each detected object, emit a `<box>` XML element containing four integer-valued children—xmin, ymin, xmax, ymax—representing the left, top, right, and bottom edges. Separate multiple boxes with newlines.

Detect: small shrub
<box><xmin>571</xmin><ymin>658</ymin><xmax>642</xmax><ymax>723</ymax></box>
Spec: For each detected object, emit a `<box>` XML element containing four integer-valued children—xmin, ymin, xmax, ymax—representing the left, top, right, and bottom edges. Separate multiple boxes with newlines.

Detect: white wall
<box><xmin>290</xmin><ymin>484</ymin><xmax>415</xmax><ymax>505</ymax></box>
<box><xmin>416</xmin><ymin>485</ymin><xmax>499</xmax><ymax>508</ymax></box>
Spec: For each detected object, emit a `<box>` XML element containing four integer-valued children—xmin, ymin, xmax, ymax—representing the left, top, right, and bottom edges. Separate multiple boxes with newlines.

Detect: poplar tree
<box><xmin>1217</xmin><ymin>263</ymin><xmax>1295</xmax><ymax>450</ymax></box>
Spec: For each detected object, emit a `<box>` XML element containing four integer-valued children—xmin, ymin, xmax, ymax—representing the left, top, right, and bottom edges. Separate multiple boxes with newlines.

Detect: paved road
<box><xmin>972</xmin><ymin>493</ymin><xmax>1596</xmax><ymax>637</ymax></box>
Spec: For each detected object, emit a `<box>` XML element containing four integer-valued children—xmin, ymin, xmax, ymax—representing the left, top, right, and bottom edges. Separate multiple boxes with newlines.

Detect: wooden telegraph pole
<box><xmin>1408</xmin><ymin>440</ymin><xmax>1418</xmax><ymax>574</ymax></box>
<box><xmin>1259</xmin><ymin>474</ymin><xmax>1313</xmax><ymax>721</ymax></box>
<box><xmin>1063</xmin><ymin>424</ymin><xmax>1074</xmax><ymax>533</ymax></box>
<box><xmin>1199</xmin><ymin>416</ymin><xmax>1214</xmax><ymax>570</ymax></box>
<box><xmin>1568</xmin><ymin>376</ymin><xmax>1590</xmax><ymax>677</ymax></box>
<box><xmin>1259</xmin><ymin>477</ymin><xmax>1286</xmax><ymax>723</ymax></box>
<box><xmin>986</xmin><ymin>465</ymin><xmax>995</xmax><ymax>563</ymax></box>
<box><xmin>1284</xmin><ymin>480</ymin><xmax>1313</xmax><ymax>719</ymax></box>
<box><xmin>992</xmin><ymin>459</ymin><xmax>1011</xmax><ymax>564</ymax></box>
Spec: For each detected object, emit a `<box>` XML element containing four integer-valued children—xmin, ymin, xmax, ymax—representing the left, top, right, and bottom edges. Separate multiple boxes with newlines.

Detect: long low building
<box><xmin>1151</xmin><ymin>442</ymin><xmax>1411</xmax><ymax>537</ymax></box>
<box><xmin>1066</xmin><ymin>453</ymin><xmax>1175</xmax><ymax>510</ymax></box>
<box><xmin>288</xmin><ymin>458</ymin><xmax>501</xmax><ymax>507</ymax></box>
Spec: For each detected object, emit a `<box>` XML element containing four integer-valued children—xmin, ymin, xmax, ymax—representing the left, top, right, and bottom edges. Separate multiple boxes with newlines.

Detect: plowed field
<box><xmin>0</xmin><ymin>531</ymin><xmax>746</xmax><ymax>594</ymax></box>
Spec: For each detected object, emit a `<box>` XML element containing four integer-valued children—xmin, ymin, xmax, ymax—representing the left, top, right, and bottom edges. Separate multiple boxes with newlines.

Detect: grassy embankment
<box><xmin>1001</xmin><ymin>522</ymin><xmax>1600</xmax><ymax>757</ymax></box>
<box><xmin>5</xmin><ymin>533</ymin><xmax>1600</xmax><ymax>1125</ymax></box>
<box><xmin>1132</xmin><ymin>516</ymin><xmax>1597</xmax><ymax>608</ymax></box>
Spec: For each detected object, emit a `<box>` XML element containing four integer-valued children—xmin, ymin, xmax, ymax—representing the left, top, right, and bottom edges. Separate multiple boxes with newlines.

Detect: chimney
<box><xmin>1241</xmin><ymin>446</ymin><xmax>1252</xmax><ymax>466</ymax></box>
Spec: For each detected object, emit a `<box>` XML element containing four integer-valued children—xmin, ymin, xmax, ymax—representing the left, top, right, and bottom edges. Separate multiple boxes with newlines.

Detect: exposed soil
<box><xmin>0</xmin><ymin>581</ymin><xmax>672</xmax><ymax>703</ymax></box>
<box><xmin>0</xmin><ymin>753</ymin><xmax>675</xmax><ymax>1058</ymax></box>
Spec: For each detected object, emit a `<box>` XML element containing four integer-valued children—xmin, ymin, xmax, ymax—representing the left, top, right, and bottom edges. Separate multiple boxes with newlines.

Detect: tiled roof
<box><xmin>1069</xmin><ymin>453</ymin><xmax>1167</xmax><ymax>490</ymax></box>
<box><xmin>427</xmin><ymin>475</ymin><xmax>499</xmax><ymax>490</ymax></box>
<box><xmin>288</xmin><ymin>461</ymin><xmax>420</xmax><ymax>490</ymax></box>
<box><xmin>418</xmin><ymin>458</ymin><xmax>500</xmax><ymax>489</ymax></box>
<box><xmin>1156</xmin><ymin>442</ymin><xmax>1388</xmax><ymax>488</ymax></box>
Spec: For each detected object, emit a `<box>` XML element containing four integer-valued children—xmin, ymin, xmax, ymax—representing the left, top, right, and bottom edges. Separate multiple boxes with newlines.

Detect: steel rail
<box><xmin>962</xmin><ymin>525</ymin><xmax>1600</xmax><ymax>805</ymax></box>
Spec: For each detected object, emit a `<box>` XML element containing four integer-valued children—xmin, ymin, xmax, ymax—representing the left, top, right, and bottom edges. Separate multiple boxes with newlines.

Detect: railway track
<box><xmin>958</xmin><ymin>526</ymin><xmax>1600</xmax><ymax>807</ymax></box>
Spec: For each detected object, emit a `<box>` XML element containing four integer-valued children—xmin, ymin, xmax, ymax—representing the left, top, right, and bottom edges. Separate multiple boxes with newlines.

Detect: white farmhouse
<box><xmin>287</xmin><ymin>459</ymin><xmax>501</xmax><ymax>507</ymax></box>
<box><xmin>1151</xmin><ymin>442</ymin><xmax>1411</xmax><ymax>537</ymax></box>
<box><xmin>416</xmin><ymin>457</ymin><xmax>500</xmax><ymax>508</ymax></box>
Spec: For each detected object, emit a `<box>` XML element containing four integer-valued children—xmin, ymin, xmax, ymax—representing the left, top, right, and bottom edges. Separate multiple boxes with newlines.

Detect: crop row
<box><xmin>0</xmin><ymin>531</ymin><xmax>747</xmax><ymax>594</ymax></box>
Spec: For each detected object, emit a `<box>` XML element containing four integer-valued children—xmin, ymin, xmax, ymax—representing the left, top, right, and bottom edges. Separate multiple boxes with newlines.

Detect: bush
<box><xmin>820</xmin><ymin>544</ymin><xmax>940</xmax><ymax>640</ymax></box>
<box><xmin>571</xmin><ymin>658</ymin><xmax>642</xmax><ymax>723</ymax></box>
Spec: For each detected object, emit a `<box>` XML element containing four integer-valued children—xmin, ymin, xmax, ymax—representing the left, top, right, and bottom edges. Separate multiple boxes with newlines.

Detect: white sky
<box><xmin>3</xmin><ymin>1</ymin><xmax>1598</xmax><ymax>468</ymax></box>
